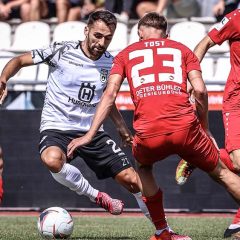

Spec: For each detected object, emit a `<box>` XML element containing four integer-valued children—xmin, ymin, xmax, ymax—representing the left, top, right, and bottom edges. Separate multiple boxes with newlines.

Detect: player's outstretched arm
<box><xmin>188</xmin><ymin>70</ymin><xmax>208</xmax><ymax>130</ymax></box>
<box><xmin>0</xmin><ymin>52</ymin><xmax>34</xmax><ymax>104</ymax></box>
<box><xmin>194</xmin><ymin>35</ymin><xmax>216</xmax><ymax>62</ymax></box>
<box><xmin>188</xmin><ymin>69</ymin><xmax>219</xmax><ymax>150</ymax></box>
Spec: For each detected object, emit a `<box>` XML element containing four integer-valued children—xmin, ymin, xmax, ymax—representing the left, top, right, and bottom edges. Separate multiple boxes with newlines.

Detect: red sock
<box><xmin>233</xmin><ymin>209</ymin><xmax>240</xmax><ymax>224</ymax></box>
<box><xmin>142</xmin><ymin>189</ymin><xmax>167</xmax><ymax>230</ymax></box>
<box><xmin>220</xmin><ymin>149</ymin><xmax>236</xmax><ymax>173</ymax></box>
<box><xmin>0</xmin><ymin>177</ymin><xmax>3</xmax><ymax>204</ymax></box>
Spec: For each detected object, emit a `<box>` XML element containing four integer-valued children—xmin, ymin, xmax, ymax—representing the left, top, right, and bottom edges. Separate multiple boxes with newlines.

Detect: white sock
<box><xmin>132</xmin><ymin>192</ymin><xmax>151</xmax><ymax>220</ymax></box>
<box><xmin>133</xmin><ymin>192</ymin><xmax>174</xmax><ymax>233</ymax></box>
<box><xmin>156</xmin><ymin>227</ymin><xmax>168</xmax><ymax>235</ymax></box>
<box><xmin>51</xmin><ymin>163</ymin><xmax>98</xmax><ymax>201</ymax></box>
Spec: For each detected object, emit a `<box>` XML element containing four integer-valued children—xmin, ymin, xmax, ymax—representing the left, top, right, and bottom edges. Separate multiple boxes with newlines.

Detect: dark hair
<box><xmin>138</xmin><ymin>12</ymin><xmax>167</xmax><ymax>32</ymax></box>
<box><xmin>88</xmin><ymin>10</ymin><xmax>117</xmax><ymax>29</ymax></box>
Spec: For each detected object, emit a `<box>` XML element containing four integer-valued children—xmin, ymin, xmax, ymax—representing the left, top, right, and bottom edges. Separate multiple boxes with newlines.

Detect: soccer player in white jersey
<box><xmin>0</xmin><ymin>10</ymin><xmax>154</xmax><ymax>218</ymax></box>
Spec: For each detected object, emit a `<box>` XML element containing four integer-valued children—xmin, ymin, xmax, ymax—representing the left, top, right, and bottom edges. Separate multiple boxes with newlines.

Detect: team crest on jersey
<box><xmin>100</xmin><ymin>68</ymin><xmax>108</xmax><ymax>83</ymax></box>
<box><xmin>78</xmin><ymin>83</ymin><xmax>96</xmax><ymax>103</ymax></box>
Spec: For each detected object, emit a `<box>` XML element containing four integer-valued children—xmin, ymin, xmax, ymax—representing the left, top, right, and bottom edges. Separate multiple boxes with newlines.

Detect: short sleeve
<box><xmin>208</xmin><ymin>10</ymin><xmax>240</xmax><ymax>44</ymax></box>
<box><xmin>185</xmin><ymin>49</ymin><xmax>201</xmax><ymax>73</ymax></box>
<box><xmin>110</xmin><ymin>51</ymin><xmax>126</xmax><ymax>78</ymax></box>
<box><xmin>31</xmin><ymin>41</ymin><xmax>67</xmax><ymax>66</ymax></box>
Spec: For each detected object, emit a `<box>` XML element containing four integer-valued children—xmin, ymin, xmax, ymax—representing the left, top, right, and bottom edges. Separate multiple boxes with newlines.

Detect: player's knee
<box><xmin>232</xmin><ymin>163</ymin><xmax>240</xmax><ymax>173</ymax></box>
<box><xmin>208</xmin><ymin>160</ymin><xmax>230</xmax><ymax>183</ymax></box>
<box><xmin>232</xmin><ymin>158</ymin><xmax>240</xmax><ymax>173</ymax></box>
<box><xmin>115</xmin><ymin>168</ymin><xmax>140</xmax><ymax>193</ymax></box>
<box><xmin>41</xmin><ymin>149</ymin><xmax>63</xmax><ymax>172</ymax></box>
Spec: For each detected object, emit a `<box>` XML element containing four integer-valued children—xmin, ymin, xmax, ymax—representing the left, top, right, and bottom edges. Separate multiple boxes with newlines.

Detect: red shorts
<box><xmin>223</xmin><ymin>111</ymin><xmax>240</xmax><ymax>153</ymax></box>
<box><xmin>132</xmin><ymin>122</ymin><xmax>219</xmax><ymax>172</ymax></box>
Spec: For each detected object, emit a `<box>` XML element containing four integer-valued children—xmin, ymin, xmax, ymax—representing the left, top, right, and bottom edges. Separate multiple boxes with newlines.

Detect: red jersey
<box><xmin>111</xmin><ymin>38</ymin><xmax>201</xmax><ymax>138</ymax></box>
<box><xmin>208</xmin><ymin>9</ymin><xmax>240</xmax><ymax>112</ymax></box>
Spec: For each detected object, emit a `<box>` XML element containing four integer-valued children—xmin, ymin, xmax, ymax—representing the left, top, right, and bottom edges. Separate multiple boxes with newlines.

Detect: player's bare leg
<box><xmin>209</xmin><ymin>159</ymin><xmax>240</xmax><ymax>203</ymax></box>
<box><xmin>209</xmin><ymin>159</ymin><xmax>240</xmax><ymax>239</ymax></box>
<box><xmin>223</xmin><ymin>149</ymin><xmax>240</xmax><ymax>238</ymax></box>
<box><xmin>176</xmin><ymin>151</ymin><xmax>240</xmax><ymax>238</ymax></box>
<box><xmin>41</xmin><ymin>146</ymin><xmax>123</xmax><ymax>215</ymax></box>
<box><xmin>230</xmin><ymin>149</ymin><xmax>240</xmax><ymax>172</ymax></box>
<box><xmin>114</xmin><ymin>166</ymin><xmax>152</xmax><ymax>219</ymax></box>
<box><xmin>176</xmin><ymin>148</ymin><xmax>238</xmax><ymax>186</ymax></box>
<box><xmin>114</xmin><ymin>167</ymin><xmax>141</xmax><ymax>193</ymax></box>
<box><xmin>136</xmin><ymin>163</ymin><xmax>192</xmax><ymax>240</ymax></box>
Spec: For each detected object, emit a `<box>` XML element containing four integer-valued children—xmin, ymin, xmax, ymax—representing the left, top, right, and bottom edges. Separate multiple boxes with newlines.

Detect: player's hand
<box><xmin>120</xmin><ymin>132</ymin><xmax>133</xmax><ymax>147</ymax></box>
<box><xmin>67</xmin><ymin>134</ymin><xmax>93</xmax><ymax>159</ymax></box>
<box><xmin>0</xmin><ymin>81</ymin><xmax>7</xmax><ymax>105</ymax></box>
<box><xmin>117</xmin><ymin>127</ymin><xmax>133</xmax><ymax>147</ymax></box>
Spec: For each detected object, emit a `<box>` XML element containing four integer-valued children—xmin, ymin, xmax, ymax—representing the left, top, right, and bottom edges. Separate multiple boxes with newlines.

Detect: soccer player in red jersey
<box><xmin>67</xmin><ymin>12</ymin><xmax>240</xmax><ymax>240</ymax></box>
<box><xmin>175</xmin><ymin>9</ymin><xmax>240</xmax><ymax>238</ymax></box>
<box><xmin>0</xmin><ymin>146</ymin><xmax>3</xmax><ymax>204</ymax></box>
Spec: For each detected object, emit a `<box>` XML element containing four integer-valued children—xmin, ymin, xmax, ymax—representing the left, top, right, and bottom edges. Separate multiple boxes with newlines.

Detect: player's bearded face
<box><xmin>87</xmin><ymin>21</ymin><xmax>115</xmax><ymax>57</ymax></box>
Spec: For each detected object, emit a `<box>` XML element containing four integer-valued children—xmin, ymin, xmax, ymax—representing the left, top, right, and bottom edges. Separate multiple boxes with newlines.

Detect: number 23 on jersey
<box><xmin>129</xmin><ymin>45</ymin><xmax>183</xmax><ymax>88</ymax></box>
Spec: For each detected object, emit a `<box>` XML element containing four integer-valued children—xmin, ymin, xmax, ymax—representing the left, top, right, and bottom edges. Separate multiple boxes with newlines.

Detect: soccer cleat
<box><xmin>149</xmin><ymin>230</ymin><xmax>192</xmax><ymax>240</ymax></box>
<box><xmin>95</xmin><ymin>192</ymin><xmax>123</xmax><ymax>215</ymax></box>
<box><xmin>224</xmin><ymin>223</ymin><xmax>240</xmax><ymax>238</ymax></box>
<box><xmin>149</xmin><ymin>230</ymin><xmax>172</xmax><ymax>240</ymax></box>
<box><xmin>170</xmin><ymin>232</ymin><xmax>192</xmax><ymax>240</ymax></box>
<box><xmin>175</xmin><ymin>159</ymin><xmax>195</xmax><ymax>185</ymax></box>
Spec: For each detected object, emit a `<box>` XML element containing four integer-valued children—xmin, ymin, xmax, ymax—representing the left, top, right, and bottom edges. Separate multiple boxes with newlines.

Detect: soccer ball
<box><xmin>37</xmin><ymin>207</ymin><xmax>74</xmax><ymax>239</ymax></box>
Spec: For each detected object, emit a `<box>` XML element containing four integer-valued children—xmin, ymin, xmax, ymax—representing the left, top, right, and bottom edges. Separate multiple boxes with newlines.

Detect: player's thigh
<box><xmin>39</xmin><ymin>130</ymin><xmax>68</xmax><ymax>170</ymax></box>
<box><xmin>132</xmin><ymin>134</ymin><xmax>171</xmax><ymax>165</ymax></box>
<box><xmin>78</xmin><ymin>132</ymin><xmax>132</xmax><ymax>179</ymax></box>
<box><xmin>179</xmin><ymin>124</ymin><xmax>219</xmax><ymax>172</ymax></box>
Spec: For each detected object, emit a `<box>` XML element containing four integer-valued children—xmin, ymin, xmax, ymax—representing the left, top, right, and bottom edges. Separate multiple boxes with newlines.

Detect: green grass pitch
<box><xmin>0</xmin><ymin>215</ymin><xmax>233</xmax><ymax>240</ymax></box>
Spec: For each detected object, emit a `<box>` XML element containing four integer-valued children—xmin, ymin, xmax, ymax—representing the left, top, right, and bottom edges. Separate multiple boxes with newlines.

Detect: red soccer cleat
<box><xmin>170</xmin><ymin>232</ymin><xmax>192</xmax><ymax>240</ymax></box>
<box><xmin>149</xmin><ymin>230</ymin><xmax>172</xmax><ymax>240</ymax></box>
<box><xmin>95</xmin><ymin>192</ymin><xmax>123</xmax><ymax>215</ymax></box>
<box><xmin>149</xmin><ymin>230</ymin><xmax>192</xmax><ymax>240</ymax></box>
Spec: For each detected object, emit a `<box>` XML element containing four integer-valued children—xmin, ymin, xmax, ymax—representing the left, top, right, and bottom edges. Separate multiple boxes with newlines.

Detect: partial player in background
<box><xmin>0</xmin><ymin>146</ymin><xmax>3</xmax><ymax>204</ymax></box>
<box><xmin>65</xmin><ymin>12</ymin><xmax>240</xmax><ymax>240</ymax></box>
<box><xmin>175</xmin><ymin>8</ymin><xmax>240</xmax><ymax>239</ymax></box>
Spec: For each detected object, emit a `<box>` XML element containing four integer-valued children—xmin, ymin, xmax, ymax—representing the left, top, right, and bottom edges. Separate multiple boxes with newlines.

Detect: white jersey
<box><xmin>31</xmin><ymin>41</ymin><xmax>114</xmax><ymax>132</ymax></box>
